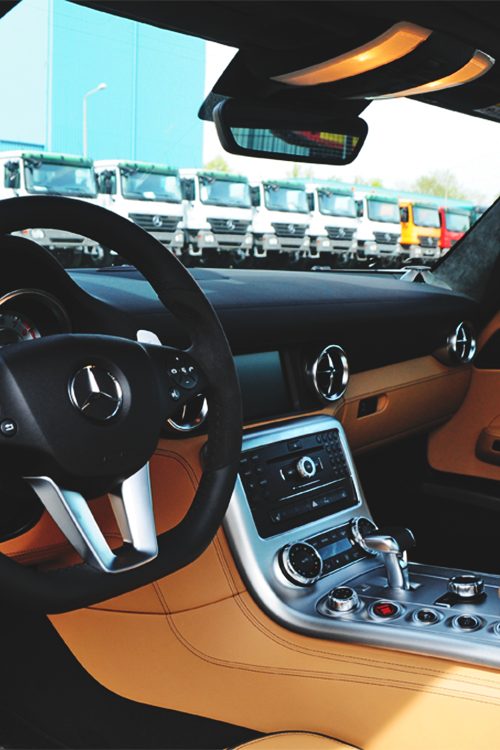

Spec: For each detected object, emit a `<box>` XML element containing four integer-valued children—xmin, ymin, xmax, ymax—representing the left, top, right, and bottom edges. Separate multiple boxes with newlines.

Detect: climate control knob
<box><xmin>296</xmin><ymin>456</ymin><xmax>317</xmax><ymax>479</ymax></box>
<box><xmin>279</xmin><ymin>542</ymin><xmax>323</xmax><ymax>586</ymax></box>
<box><xmin>447</xmin><ymin>575</ymin><xmax>484</xmax><ymax>598</ymax></box>
<box><xmin>326</xmin><ymin>586</ymin><xmax>360</xmax><ymax>613</ymax></box>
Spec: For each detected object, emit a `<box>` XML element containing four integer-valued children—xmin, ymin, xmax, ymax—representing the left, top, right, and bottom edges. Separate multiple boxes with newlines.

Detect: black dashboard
<box><xmin>0</xmin><ymin>234</ymin><xmax>481</xmax><ymax>425</ymax></box>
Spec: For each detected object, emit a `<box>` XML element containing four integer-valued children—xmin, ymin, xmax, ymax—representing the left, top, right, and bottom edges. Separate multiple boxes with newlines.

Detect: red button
<box><xmin>373</xmin><ymin>601</ymin><xmax>398</xmax><ymax>618</ymax></box>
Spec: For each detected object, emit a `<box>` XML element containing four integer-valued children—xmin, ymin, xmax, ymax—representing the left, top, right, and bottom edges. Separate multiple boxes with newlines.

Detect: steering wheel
<box><xmin>0</xmin><ymin>196</ymin><xmax>242</xmax><ymax>613</ymax></box>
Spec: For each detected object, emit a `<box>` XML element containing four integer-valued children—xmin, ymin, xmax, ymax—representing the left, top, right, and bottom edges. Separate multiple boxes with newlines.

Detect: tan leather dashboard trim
<box><xmin>341</xmin><ymin>356</ymin><xmax>471</xmax><ymax>453</ymax></box>
<box><xmin>428</xmin><ymin>307</ymin><xmax>500</xmax><ymax>480</ymax></box>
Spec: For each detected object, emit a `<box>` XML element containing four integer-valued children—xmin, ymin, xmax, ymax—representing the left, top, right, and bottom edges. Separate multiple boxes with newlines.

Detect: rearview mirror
<box><xmin>214</xmin><ymin>99</ymin><xmax>368</xmax><ymax>166</ymax></box>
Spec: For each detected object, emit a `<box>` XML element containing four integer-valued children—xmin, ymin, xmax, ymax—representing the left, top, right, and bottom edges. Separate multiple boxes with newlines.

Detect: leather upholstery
<box><xmin>231</xmin><ymin>732</ymin><xmax>359</xmax><ymax>749</ymax></box>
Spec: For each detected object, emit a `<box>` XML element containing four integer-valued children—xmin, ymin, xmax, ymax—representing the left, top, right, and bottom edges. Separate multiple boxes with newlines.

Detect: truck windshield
<box><xmin>318</xmin><ymin>192</ymin><xmax>356</xmax><ymax>217</ymax></box>
<box><xmin>23</xmin><ymin>161</ymin><xmax>97</xmax><ymax>198</ymax></box>
<box><xmin>366</xmin><ymin>200</ymin><xmax>399</xmax><ymax>223</ymax></box>
<box><xmin>445</xmin><ymin>210</ymin><xmax>471</xmax><ymax>233</ymax></box>
<box><xmin>413</xmin><ymin>205</ymin><xmax>440</xmax><ymax>228</ymax></box>
<box><xmin>199</xmin><ymin>177</ymin><xmax>251</xmax><ymax>207</ymax></box>
<box><xmin>264</xmin><ymin>185</ymin><xmax>308</xmax><ymax>213</ymax></box>
<box><xmin>121</xmin><ymin>170</ymin><xmax>182</xmax><ymax>202</ymax></box>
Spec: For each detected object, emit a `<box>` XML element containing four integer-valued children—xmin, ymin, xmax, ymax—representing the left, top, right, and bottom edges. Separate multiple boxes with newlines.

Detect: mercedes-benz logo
<box><xmin>384</xmin><ymin>233</ymin><xmax>391</xmax><ymax>242</ymax></box>
<box><xmin>288</xmin><ymin>224</ymin><xmax>296</xmax><ymax>234</ymax></box>
<box><xmin>225</xmin><ymin>219</ymin><xmax>235</xmax><ymax>231</ymax></box>
<box><xmin>338</xmin><ymin>227</ymin><xmax>345</xmax><ymax>238</ymax></box>
<box><xmin>152</xmin><ymin>215</ymin><xmax>163</xmax><ymax>227</ymax></box>
<box><xmin>70</xmin><ymin>366</ymin><xmax>123</xmax><ymax>422</ymax></box>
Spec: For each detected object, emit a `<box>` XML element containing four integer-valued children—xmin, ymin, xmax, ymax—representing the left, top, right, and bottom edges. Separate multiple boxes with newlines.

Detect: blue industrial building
<box><xmin>0</xmin><ymin>0</ymin><xmax>205</xmax><ymax>167</ymax></box>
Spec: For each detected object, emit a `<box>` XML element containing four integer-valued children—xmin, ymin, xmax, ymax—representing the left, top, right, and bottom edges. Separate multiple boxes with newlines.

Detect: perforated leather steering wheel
<box><xmin>0</xmin><ymin>196</ymin><xmax>242</xmax><ymax>613</ymax></box>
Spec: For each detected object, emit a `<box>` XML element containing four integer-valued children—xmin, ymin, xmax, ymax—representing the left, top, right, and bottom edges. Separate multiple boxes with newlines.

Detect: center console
<box><xmin>224</xmin><ymin>415</ymin><xmax>500</xmax><ymax>669</ymax></box>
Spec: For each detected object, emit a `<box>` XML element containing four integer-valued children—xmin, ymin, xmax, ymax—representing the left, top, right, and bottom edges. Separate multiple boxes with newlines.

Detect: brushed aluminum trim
<box><xmin>224</xmin><ymin>414</ymin><xmax>500</xmax><ymax>670</ymax></box>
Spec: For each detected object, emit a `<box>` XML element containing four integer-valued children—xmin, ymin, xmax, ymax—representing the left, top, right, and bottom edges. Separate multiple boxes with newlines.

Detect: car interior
<box><xmin>3</xmin><ymin>2</ymin><xmax>500</xmax><ymax>749</ymax></box>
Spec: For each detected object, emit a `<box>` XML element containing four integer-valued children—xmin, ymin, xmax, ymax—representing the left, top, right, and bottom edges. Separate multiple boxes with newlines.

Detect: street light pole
<box><xmin>83</xmin><ymin>83</ymin><xmax>107</xmax><ymax>158</ymax></box>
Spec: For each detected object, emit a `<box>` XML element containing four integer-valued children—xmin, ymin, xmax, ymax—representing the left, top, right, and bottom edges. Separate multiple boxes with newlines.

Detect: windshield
<box><xmin>413</xmin><ymin>205</ymin><xmax>441</xmax><ymax>229</ymax></box>
<box><xmin>264</xmin><ymin>185</ymin><xmax>308</xmax><ymax>213</ymax></box>
<box><xmin>366</xmin><ymin>200</ymin><xmax>400</xmax><ymax>224</ymax></box>
<box><xmin>318</xmin><ymin>192</ymin><xmax>356</xmax><ymax>218</ymax></box>
<box><xmin>2</xmin><ymin>0</ymin><xmax>497</xmax><ymax>271</ymax></box>
<box><xmin>120</xmin><ymin>170</ymin><xmax>182</xmax><ymax>202</ymax></box>
<box><xmin>23</xmin><ymin>161</ymin><xmax>97</xmax><ymax>198</ymax></box>
<box><xmin>445</xmin><ymin>211</ymin><xmax>471</xmax><ymax>233</ymax></box>
<box><xmin>199</xmin><ymin>177</ymin><xmax>251</xmax><ymax>207</ymax></box>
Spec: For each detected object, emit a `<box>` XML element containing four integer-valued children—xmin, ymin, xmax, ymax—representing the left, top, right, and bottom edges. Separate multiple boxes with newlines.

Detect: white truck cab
<box><xmin>306</xmin><ymin>183</ymin><xmax>358</xmax><ymax>267</ymax></box>
<box><xmin>0</xmin><ymin>150</ymin><xmax>101</xmax><ymax>266</ymax></box>
<box><xmin>94</xmin><ymin>160</ymin><xmax>185</xmax><ymax>256</ymax></box>
<box><xmin>250</xmin><ymin>179</ymin><xmax>310</xmax><ymax>262</ymax></box>
<box><xmin>179</xmin><ymin>169</ymin><xmax>253</xmax><ymax>263</ymax></box>
<box><xmin>354</xmin><ymin>190</ymin><xmax>402</xmax><ymax>266</ymax></box>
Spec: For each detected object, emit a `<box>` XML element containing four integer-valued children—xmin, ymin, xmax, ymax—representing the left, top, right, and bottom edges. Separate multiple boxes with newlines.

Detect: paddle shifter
<box><xmin>353</xmin><ymin>521</ymin><xmax>416</xmax><ymax>590</ymax></box>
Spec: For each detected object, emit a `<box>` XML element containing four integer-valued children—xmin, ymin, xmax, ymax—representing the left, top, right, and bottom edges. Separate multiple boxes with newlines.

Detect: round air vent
<box><xmin>434</xmin><ymin>321</ymin><xmax>476</xmax><ymax>366</ymax></box>
<box><xmin>167</xmin><ymin>394</ymin><xmax>208</xmax><ymax>432</ymax></box>
<box><xmin>307</xmin><ymin>345</ymin><xmax>349</xmax><ymax>404</ymax></box>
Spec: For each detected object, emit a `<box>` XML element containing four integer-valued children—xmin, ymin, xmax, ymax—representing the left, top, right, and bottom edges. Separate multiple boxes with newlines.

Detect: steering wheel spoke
<box><xmin>25</xmin><ymin>464</ymin><xmax>158</xmax><ymax>573</ymax></box>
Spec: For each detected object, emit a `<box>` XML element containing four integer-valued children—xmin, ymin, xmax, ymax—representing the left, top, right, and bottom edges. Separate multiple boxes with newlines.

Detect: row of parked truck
<box><xmin>0</xmin><ymin>149</ymin><xmax>486</xmax><ymax>269</ymax></box>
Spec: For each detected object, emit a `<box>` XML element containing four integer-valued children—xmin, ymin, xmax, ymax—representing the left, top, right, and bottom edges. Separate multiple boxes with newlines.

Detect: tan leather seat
<box><xmin>231</xmin><ymin>732</ymin><xmax>360</xmax><ymax>749</ymax></box>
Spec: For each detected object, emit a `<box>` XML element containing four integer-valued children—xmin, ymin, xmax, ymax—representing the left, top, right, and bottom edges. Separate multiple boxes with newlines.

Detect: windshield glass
<box><xmin>199</xmin><ymin>177</ymin><xmax>250</xmax><ymax>207</ymax></box>
<box><xmin>120</xmin><ymin>170</ymin><xmax>182</xmax><ymax>202</ymax></box>
<box><xmin>23</xmin><ymin>161</ymin><xmax>97</xmax><ymax>197</ymax></box>
<box><xmin>445</xmin><ymin>211</ymin><xmax>471</xmax><ymax>233</ymax></box>
<box><xmin>413</xmin><ymin>205</ymin><xmax>441</xmax><ymax>229</ymax></box>
<box><xmin>264</xmin><ymin>185</ymin><xmax>308</xmax><ymax>213</ymax></box>
<box><xmin>366</xmin><ymin>200</ymin><xmax>400</xmax><ymax>224</ymax></box>
<box><xmin>318</xmin><ymin>192</ymin><xmax>356</xmax><ymax>218</ymax></box>
<box><xmin>1</xmin><ymin>0</ymin><xmax>498</xmax><ymax>270</ymax></box>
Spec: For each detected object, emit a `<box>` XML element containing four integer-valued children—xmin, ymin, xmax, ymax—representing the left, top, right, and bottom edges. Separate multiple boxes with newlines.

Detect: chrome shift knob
<box><xmin>362</xmin><ymin>526</ymin><xmax>415</xmax><ymax>590</ymax></box>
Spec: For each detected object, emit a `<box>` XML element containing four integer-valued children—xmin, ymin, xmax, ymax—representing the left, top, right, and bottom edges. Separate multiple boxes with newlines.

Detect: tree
<box><xmin>286</xmin><ymin>163</ymin><xmax>314</xmax><ymax>179</ymax></box>
<box><xmin>411</xmin><ymin>169</ymin><xmax>468</xmax><ymax>200</ymax></box>
<box><xmin>353</xmin><ymin>176</ymin><xmax>384</xmax><ymax>188</ymax></box>
<box><xmin>203</xmin><ymin>155</ymin><xmax>231</xmax><ymax>172</ymax></box>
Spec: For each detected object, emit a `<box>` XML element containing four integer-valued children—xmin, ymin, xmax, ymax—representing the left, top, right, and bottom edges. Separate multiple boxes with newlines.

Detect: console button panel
<box><xmin>239</xmin><ymin>427</ymin><xmax>357</xmax><ymax>538</ymax></box>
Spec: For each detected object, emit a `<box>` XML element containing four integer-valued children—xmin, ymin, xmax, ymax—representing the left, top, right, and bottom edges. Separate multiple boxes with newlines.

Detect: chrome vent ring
<box><xmin>450</xmin><ymin>321</ymin><xmax>476</xmax><ymax>363</ymax></box>
<box><xmin>433</xmin><ymin>320</ymin><xmax>476</xmax><ymax>366</ymax></box>
<box><xmin>308</xmin><ymin>345</ymin><xmax>349</xmax><ymax>403</ymax></box>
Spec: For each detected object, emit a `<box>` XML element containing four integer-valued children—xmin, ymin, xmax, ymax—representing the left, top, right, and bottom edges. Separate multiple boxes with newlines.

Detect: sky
<box><xmin>203</xmin><ymin>41</ymin><xmax>500</xmax><ymax>205</ymax></box>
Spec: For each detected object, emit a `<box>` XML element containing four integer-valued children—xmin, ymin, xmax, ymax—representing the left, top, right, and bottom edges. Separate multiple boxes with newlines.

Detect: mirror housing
<box><xmin>4</xmin><ymin>161</ymin><xmax>20</xmax><ymax>190</ymax></box>
<box><xmin>250</xmin><ymin>185</ymin><xmax>261</xmax><ymax>207</ymax></box>
<box><xmin>97</xmin><ymin>170</ymin><xmax>116</xmax><ymax>195</ymax></box>
<box><xmin>181</xmin><ymin>178</ymin><xmax>195</xmax><ymax>202</ymax></box>
<box><xmin>214</xmin><ymin>99</ymin><xmax>368</xmax><ymax>166</ymax></box>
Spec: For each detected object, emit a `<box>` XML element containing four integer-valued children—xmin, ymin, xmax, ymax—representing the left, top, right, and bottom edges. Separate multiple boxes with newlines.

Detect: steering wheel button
<box><xmin>0</xmin><ymin>419</ymin><xmax>17</xmax><ymax>437</ymax></box>
<box><xmin>169</xmin><ymin>388</ymin><xmax>181</xmax><ymax>401</ymax></box>
<box><xmin>178</xmin><ymin>375</ymin><xmax>197</xmax><ymax>389</ymax></box>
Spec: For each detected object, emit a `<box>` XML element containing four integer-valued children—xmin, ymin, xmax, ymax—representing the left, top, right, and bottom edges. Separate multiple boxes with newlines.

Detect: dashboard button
<box><xmin>454</xmin><ymin>614</ymin><xmax>481</xmax><ymax>631</ymax></box>
<box><xmin>414</xmin><ymin>609</ymin><xmax>439</xmax><ymax>625</ymax></box>
<box><xmin>371</xmin><ymin>601</ymin><xmax>401</xmax><ymax>619</ymax></box>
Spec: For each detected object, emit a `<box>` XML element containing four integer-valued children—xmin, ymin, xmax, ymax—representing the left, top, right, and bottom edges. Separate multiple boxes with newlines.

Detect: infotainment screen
<box><xmin>234</xmin><ymin>351</ymin><xmax>292</xmax><ymax>420</ymax></box>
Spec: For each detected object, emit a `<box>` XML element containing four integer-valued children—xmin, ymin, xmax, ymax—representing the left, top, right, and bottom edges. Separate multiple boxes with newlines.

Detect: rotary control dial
<box><xmin>279</xmin><ymin>542</ymin><xmax>323</xmax><ymax>586</ymax></box>
<box><xmin>296</xmin><ymin>455</ymin><xmax>317</xmax><ymax>479</ymax></box>
<box><xmin>447</xmin><ymin>575</ymin><xmax>484</xmax><ymax>598</ymax></box>
<box><xmin>326</xmin><ymin>586</ymin><xmax>359</xmax><ymax>613</ymax></box>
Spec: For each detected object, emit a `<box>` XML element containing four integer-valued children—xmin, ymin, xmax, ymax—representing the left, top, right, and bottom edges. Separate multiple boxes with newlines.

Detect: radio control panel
<box><xmin>239</xmin><ymin>426</ymin><xmax>358</xmax><ymax>538</ymax></box>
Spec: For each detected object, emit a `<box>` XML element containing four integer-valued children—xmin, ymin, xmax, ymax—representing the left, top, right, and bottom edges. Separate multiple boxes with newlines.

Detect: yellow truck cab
<box><xmin>399</xmin><ymin>199</ymin><xmax>441</xmax><ymax>263</ymax></box>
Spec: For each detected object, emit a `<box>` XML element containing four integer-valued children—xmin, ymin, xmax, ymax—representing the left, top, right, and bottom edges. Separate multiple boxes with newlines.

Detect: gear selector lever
<box><xmin>361</xmin><ymin>526</ymin><xmax>415</xmax><ymax>590</ymax></box>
